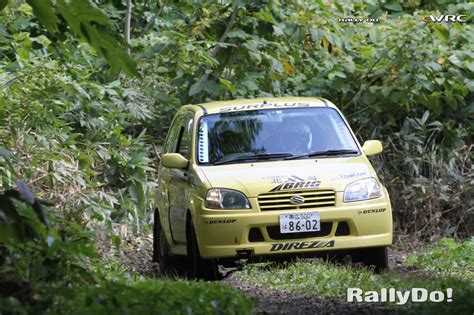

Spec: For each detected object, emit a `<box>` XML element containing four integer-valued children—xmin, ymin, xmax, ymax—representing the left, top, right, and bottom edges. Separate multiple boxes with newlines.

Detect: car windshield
<box><xmin>197</xmin><ymin>107</ymin><xmax>359</xmax><ymax>165</ymax></box>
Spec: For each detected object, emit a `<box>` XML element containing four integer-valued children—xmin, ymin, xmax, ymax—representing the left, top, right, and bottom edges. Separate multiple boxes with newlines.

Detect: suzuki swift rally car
<box><xmin>153</xmin><ymin>97</ymin><xmax>392</xmax><ymax>279</ymax></box>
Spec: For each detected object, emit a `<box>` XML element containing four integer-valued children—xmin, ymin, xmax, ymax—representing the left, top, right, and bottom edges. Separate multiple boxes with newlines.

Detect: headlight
<box><xmin>344</xmin><ymin>178</ymin><xmax>382</xmax><ymax>202</ymax></box>
<box><xmin>205</xmin><ymin>189</ymin><xmax>251</xmax><ymax>209</ymax></box>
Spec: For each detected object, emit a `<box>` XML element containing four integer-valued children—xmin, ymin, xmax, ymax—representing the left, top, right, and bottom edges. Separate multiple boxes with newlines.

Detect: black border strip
<box><xmin>197</xmin><ymin>104</ymin><xmax>208</xmax><ymax>115</ymax></box>
<box><xmin>318</xmin><ymin>97</ymin><xmax>329</xmax><ymax>107</ymax></box>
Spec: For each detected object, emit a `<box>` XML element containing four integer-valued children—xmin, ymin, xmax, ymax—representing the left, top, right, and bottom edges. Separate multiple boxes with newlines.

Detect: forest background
<box><xmin>0</xmin><ymin>0</ymin><xmax>472</xmax><ymax>313</ymax></box>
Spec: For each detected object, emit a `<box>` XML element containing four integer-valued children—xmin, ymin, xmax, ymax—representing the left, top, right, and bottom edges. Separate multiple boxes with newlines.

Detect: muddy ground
<box><xmin>97</xmin><ymin>230</ymin><xmax>422</xmax><ymax>314</ymax></box>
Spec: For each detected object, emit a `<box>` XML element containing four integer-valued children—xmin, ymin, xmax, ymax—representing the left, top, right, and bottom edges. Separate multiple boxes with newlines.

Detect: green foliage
<box><xmin>404</xmin><ymin>238</ymin><xmax>474</xmax><ymax>279</ymax></box>
<box><xmin>1</xmin><ymin>1</ymin><xmax>473</xmax><ymax>312</ymax></box>
<box><xmin>0</xmin><ymin>181</ymin><xmax>99</xmax><ymax>312</ymax></box>
<box><xmin>1</xmin><ymin>0</ymin><xmax>135</xmax><ymax>74</ymax></box>
<box><xmin>0</xmin><ymin>182</ymin><xmax>254</xmax><ymax>314</ymax></box>
<box><xmin>376</xmin><ymin>113</ymin><xmax>473</xmax><ymax>237</ymax></box>
<box><xmin>55</xmin><ymin>279</ymin><xmax>254</xmax><ymax>315</ymax></box>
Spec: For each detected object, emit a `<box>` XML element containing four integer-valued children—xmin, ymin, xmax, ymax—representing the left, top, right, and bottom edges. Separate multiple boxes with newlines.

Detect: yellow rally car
<box><xmin>153</xmin><ymin>97</ymin><xmax>392</xmax><ymax>279</ymax></box>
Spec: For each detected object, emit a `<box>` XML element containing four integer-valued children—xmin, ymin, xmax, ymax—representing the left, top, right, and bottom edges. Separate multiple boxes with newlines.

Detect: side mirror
<box><xmin>161</xmin><ymin>153</ymin><xmax>189</xmax><ymax>169</ymax></box>
<box><xmin>362</xmin><ymin>140</ymin><xmax>383</xmax><ymax>156</ymax></box>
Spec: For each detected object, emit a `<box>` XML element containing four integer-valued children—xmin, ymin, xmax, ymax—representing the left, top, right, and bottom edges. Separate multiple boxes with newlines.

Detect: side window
<box><xmin>164</xmin><ymin>116</ymin><xmax>182</xmax><ymax>154</ymax></box>
<box><xmin>176</xmin><ymin>115</ymin><xmax>193</xmax><ymax>159</ymax></box>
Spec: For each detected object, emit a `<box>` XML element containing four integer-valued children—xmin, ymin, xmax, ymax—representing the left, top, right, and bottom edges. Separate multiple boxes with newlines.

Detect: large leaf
<box><xmin>26</xmin><ymin>0</ymin><xmax>59</xmax><ymax>34</ymax></box>
<box><xmin>0</xmin><ymin>147</ymin><xmax>17</xmax><ymax>177</ymax></box>
<box><xmin>0</xmin><ymin>0</ymin><xmax>8</xmax><ymax>12</ymax></box>
<box><xmin>384</xmin><ymin>3</ymin><xmax>403</xmax><ymax>11</ymax></box>
<box><xmin>56</xmin><ymin>0</ymin><xmax>136</xmax><ymax>75</ymax></box>
<box><xmin>433</xmin><ymin>24</ymin><xmax>450</xmax><ymax>42</ymax></box>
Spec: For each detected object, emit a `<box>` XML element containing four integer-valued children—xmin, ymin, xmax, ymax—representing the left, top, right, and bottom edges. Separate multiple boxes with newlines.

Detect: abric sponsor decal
<box><xmin>269</xmin><ymin>180</ymin><xmax>321</xmax><ymax>192</ymax></box>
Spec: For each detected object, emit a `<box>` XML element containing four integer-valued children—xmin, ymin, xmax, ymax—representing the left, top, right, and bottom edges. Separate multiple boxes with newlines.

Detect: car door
<box><xmin>167</xmin><ymin>112</ymin><xmax>194</xmax><ymax>244</ymax></box>
<box><xmin>158</xmin><ymin>114</ymin><xmax>182</xmax><ymax>242</ymax></box>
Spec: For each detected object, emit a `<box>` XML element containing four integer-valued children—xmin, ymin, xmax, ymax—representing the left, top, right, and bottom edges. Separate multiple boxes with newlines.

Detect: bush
<box><xmin>0</xmin><ymin>181</ymin><xmax>254</xmax><ymax>314</ymax></box>
<box><xmin>55</xmin><ymin>280</ymin><xmax>254</xmax><ymax>315</ymax></box>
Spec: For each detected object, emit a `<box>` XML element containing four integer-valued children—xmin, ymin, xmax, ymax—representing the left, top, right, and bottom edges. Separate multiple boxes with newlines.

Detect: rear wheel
<box><xmin>351</xmin><ymin>246</ymin><xmax>389</xmax><ymax>273</ymax></box>
<box><xmin>187</xmin><ymin>217</ymin><xmax>219</xmax><ymax>280</ymax></box>
<box><xmin>152</xmin><ymin>209</ymin><xmax>161</xmax><ymax>262</ymax></box>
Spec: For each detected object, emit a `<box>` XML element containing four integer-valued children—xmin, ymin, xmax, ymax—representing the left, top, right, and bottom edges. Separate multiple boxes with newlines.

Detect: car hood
<box><xmin>198</xmin><ymin>156</ymin><xmax>374</xmax><ymax>197</ymax></box>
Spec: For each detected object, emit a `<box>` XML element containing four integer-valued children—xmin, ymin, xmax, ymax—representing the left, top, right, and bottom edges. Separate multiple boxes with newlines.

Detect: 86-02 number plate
<box><xmin>279</xmin><ymin>212</ymin><xmax>320</xmax><ymax>234</ymax></box>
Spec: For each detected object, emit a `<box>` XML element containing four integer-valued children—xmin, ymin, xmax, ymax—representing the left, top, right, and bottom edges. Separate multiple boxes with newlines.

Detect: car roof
<box><xmin>181</xmin><ymin>97</ymin><xmax>336</xmax><ymax>115</ymax></box>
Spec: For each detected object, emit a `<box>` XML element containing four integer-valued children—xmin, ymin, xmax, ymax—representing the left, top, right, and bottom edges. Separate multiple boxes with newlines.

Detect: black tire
<box><xmin>152</xmin><ymin>209</ymin><xmax>161</xmax><ymax>262</ymax></box>
<box><xmin>351</xmin><ymin>246</ymin><xmax>389</xmax><ymax>273</ymax></box>
<box><xmin>153</xmin><ymin>209</ymin><xmax>183</xmax><ymax>274</ymax></box>
<box><xmin>187</xmin><ymin>217</ymin><xmax>219</xmax><ymax>281</ymax></box>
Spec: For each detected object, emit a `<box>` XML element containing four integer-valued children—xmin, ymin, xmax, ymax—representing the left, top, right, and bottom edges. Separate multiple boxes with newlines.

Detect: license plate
<box><xmin>279</xmin><ymin>212</ymin><xmax>320</xmax><ymax>234</ymax></box>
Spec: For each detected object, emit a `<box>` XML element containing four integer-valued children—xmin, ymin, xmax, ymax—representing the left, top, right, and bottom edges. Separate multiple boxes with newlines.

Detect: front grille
<box><xmin>248</xmin><ymin>228</ymin><xmax>265</xmax><ymax>242</ymax></box>
<box><xmin>258</xmin><ymin>190</ymin><xmax>336</xmax><ymax>211</ymax></box>
<box><xmin>335</xmin><ymin>221</ymin><xmax>350</xmax><ymax>236</ymax></box>
<box><xmin>267</xmin><ymin>222</ymin><xmax>333</xmax><ymax>240</ymax></box>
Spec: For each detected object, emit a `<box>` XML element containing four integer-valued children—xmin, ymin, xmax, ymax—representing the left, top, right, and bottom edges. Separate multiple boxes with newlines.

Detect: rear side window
<box><xmin>163</xmin><ymin>116</ymin><xmax>182</xmax><ymax>154</ymax></box>
<box><xmin>168</xmin><ymin>113</ymin><xmax>193</xmax><ymax>159</ymax></box>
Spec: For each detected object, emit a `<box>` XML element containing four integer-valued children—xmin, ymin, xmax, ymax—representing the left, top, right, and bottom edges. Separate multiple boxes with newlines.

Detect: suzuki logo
<box><xmin>289</xmin><ymin>195</ymin><xmax>305</xmax><ymax>205</ymax></box>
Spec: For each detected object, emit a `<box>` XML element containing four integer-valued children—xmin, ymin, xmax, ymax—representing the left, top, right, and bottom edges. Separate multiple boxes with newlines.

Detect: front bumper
<box><xmin>194</xmin><ymin>195</ymin><xmax>393</xmax><ymax>259</ymax></box>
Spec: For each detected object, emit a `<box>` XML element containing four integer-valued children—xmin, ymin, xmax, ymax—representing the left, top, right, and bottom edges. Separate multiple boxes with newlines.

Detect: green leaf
<box><xmin>56</xmin><ymin>0</ymin><xmax>136</xmax><ymax>75</ymax></box>
<box><xmin>189</xmin><ymin>81</ymin><xmax>204</xmax><ymax>96</ymax></box>
<box><xmin>111</xmin><ymin>235</ymin><xmax>121</xmax><ymax>250</ymax></box>
<box><xmin>227</xmin><ymin>29</ymin><xmax>248</xmax><ymax>39</ymax></box>
<box><xmin>381</xmin><ymin>86</ymin><xmax>392</xmax><ymax>97</ymax></box>
<box><xmin>26</xmin><ymin>0</ymin><xmax>58</xmax><ymax>34</ymax></box>
<box><xmin>433</xmin><ymin>24</ymin><xmax>449</xmax><ymax>42</ymax></box>
<box><xmin>421</xmin><ymin>111</ymin><xmax>430</xmax><ymax>125</ymax></box>
<box><xmin>334</xmin><ymin>2</ymin><xmax>344</xmax><ymax>13</ymax></box>
<box><xmin>219</xmin><ymin>78</ymin><xmax>237</xmax><ymax>93</ymax></box>
<box><xmin>365</xmin><ymin>4</ymin><xmax>378</xmax><ymax>14</ymax></box>
<box><xmin>0</xmin><ymin>147</ymin><xmax>17</xmax><ymax>177</ymax></box>
<box><xmin>47</xmin><ymin>235</ymin><xmax>55</xmax><ymax>247</ymax></box>
<box><xmin>0</xmin><ymin>0</ymin><xmax>8</xmax><ymax>11</ymax></box>
<box><xmin>448</xmin><ymin>55</ymin><xmax>461</xmax><ymax>66</ymax></box>
<box><xmin>370</xmin><ymin>9</ymin><xmax>383</xmax><ymax>19</ymax></box>
<box><xmin>384</xmin><ymin>3</ymin><xmax>403</xmax><ymax>11</ymax></box>
<box><xmin>328</xmin><ymin>71</ymin><xmax>346</xmax><ymax>80</ymax></box>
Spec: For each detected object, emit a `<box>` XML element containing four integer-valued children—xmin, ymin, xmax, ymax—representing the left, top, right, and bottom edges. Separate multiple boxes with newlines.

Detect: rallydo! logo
<box><xmin>347</xmin><ymin>288</ymin><xmax>453</xmax><ymax>304</ymax></box>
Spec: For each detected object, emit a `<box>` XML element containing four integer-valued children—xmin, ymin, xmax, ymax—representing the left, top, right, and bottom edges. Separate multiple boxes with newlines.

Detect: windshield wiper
<box><xmin>285</xmin><ymin>149</ymin><xmax>359</xmax><ymax>160</ymax></box>
<box><xmin>214</xmin><ymin>153</ymin><xmax>294</xmax><ymax>165</ymax></box>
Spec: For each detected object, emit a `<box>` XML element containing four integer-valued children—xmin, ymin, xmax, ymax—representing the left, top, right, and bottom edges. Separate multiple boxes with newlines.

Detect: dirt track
<box><xmin>97</xmin><ymin>230</ymin><xmax>420</xmax><ymax>314</ymax></box>
<box><xmin>219</xmin><ymin>249</ymin><xmax>413</xmax><ymax>314</ymax></box>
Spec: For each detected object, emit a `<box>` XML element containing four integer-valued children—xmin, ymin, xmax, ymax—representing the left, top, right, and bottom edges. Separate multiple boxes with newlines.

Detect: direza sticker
<box><xmin>270</xmin><ymin>240</ymin><xmax>335</xmax><ymax>252</ymax></box>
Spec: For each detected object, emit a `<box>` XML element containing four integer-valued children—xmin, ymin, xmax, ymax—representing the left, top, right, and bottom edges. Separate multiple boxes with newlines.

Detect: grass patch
<box><xmin>1</xmin><ymin>258</ymin><xmax>255</xmax><ymax>315</ymax></box>
<box><xmin>52</xmin><ymin>279</ymin><xmax>255</xmax><ymax>315</ymax></box>
<box><xmin>233</xmin><ymin>239</ymin><xmax>474</xmax><ymax>314</ymax></box>
<box><xmin>58</xmin><ymin>260</ymin><xmax>256</xmax><ymax>315</ymax></box>
<box><xmin>404</xmin><ymin>238</ymin><xmax>473</xmax><ymax>280</ymax></box>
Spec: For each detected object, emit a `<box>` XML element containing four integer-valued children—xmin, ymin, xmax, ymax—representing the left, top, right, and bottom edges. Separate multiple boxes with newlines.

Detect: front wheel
<box><xmin>351</xmin><ymin>246</ymin><xmax>389</xmax><ymax>273</ymax></box>
<box><xmin>187</xmin><ymin>218</ymin><xmax>219</xmax><ymax>281</ymax></box>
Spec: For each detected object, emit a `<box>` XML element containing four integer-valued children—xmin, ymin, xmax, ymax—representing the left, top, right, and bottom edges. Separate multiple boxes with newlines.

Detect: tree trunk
<box><xmin>125</xmin><ymin>0</ymin><xmax>132</xmax><ymax>56</ymax></box>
